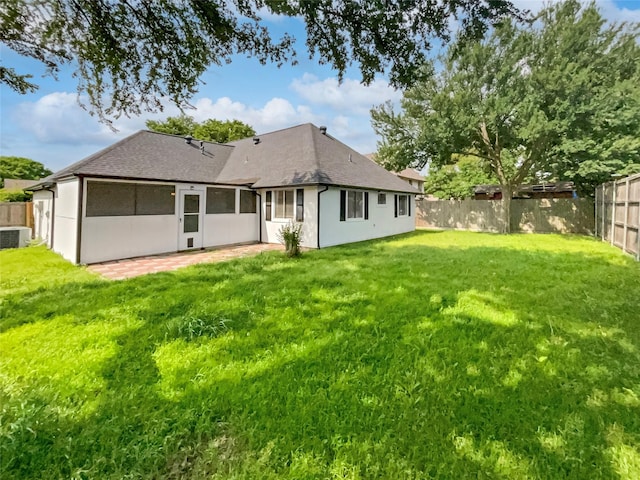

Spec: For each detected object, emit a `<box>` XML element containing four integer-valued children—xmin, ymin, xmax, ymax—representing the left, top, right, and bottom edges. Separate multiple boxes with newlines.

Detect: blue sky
<box><xmin>1</xmin><ymin>0</ymin><xmax>639</xmax><ymax>172</ymax></box>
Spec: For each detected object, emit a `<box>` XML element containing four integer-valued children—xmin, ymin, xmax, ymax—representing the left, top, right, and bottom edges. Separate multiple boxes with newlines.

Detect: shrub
<box><xmin>0</xmin><ymin>189</ymin><xmax>32</xmax><ymax>202</ymax></box>
<box><xmin>277</xmin><ymin>221</ymin><xmax>303</xmax><ymax>257</ymax></box>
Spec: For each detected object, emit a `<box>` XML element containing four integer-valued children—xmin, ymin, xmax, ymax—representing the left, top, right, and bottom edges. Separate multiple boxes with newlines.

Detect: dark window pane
<box><xmin>399</xmin><ymin>195</ymin><xmax>408</xmax><ymax>216</ymax></box>
<box><xmin>184</xmin><ymin>214</ymin><xmax>199</xmax><ymax>233</ymax></box>
<box><xmin>266</xmin><ymin>191</ymin><xmax>272</xmax><ymax>221</ymax></box>
<box><xmin>240</xmin><ymin>190</ymin><xmax>257</xmax><ymax>213</ymax></box>
<box><xmin>206</xmin><ymin>187</ymin><xmax>235</xmax><ymax>214</ymax></box>
<box><xmin>378</xmin><ymin>193</ymin><xmax>386</xmax><ymax>205</ymax></box>
<box><xmin>347</xmin><ymin>190</ymin><xmax>363</xmax><ymax>219</ymax></box>
<box><xmin>86</xmin><ymin>181</ymin><xmax>135</xmax><ymax>216</ymax></box>
<box><xmin>184</xmin><ymin>194</ymin><xmax>200</xmax><ymax>214</ymax></box>
<box><xmin>136</xmin><ymin>184</ymin><xmax>175</xmax><ymax>215</ymax></box>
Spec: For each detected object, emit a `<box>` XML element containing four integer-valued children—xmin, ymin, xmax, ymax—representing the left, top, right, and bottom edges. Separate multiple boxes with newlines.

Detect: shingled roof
<box><xmin>32</xmin><ymin>124</ymin><xmax>419</xmax><ymax>194</ymax></box>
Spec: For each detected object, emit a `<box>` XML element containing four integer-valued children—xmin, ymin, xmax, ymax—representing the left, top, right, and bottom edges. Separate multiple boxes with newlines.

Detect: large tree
<box><xmin>424</xmin><ymin>155</ymin><xmax>498</xmax><ymax>200</ymax></box>
<box><xmin>0</xmin><ymin>156</ymin><xmax>52</xmax><ymax>181</ymax></box>
<box><xmin>1</xmin><ymin>1</ymin><xmax>519</xmax><ymax>123</ymax></box>
<box><xmin>146</xmin><ymin>116</ymin><xmax>255</xmax><ymax>143</ymax></box>
<box><xmin>372</xmin><ymin>0</ymin><xmax>640</xmax><ymax>232</ymax></box>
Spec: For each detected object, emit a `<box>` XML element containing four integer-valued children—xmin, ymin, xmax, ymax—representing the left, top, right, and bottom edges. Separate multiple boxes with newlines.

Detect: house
<box><xmin>29</xmin><ymin>124</ymin><xmax>419</xmax><ymax>264</ymax></box>
<box><xmin>363</xmin><ymin>154</ymin><xmax>425</xmax><ymax>194</ymax></box>
<box><xmin>2</xmin><ymin>179</ymin><xmax>40</xmax><ymax>190</ymax></box>
<box><xmin>474</xmin><ymin>182</ymin><xmax>577</xmax><ymax>200</ymax></box>
<box><xmin>394</xmin><ymin>168</ymin><xmax>425</xmax><ymax>193</ymax></box>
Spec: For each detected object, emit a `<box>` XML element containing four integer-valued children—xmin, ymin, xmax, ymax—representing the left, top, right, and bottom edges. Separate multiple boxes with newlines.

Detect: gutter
<box><xmin>75</xmin><ymin>176</ymin><xmax>84</xmax><ymax>264</ymax></box>
<box><xmin>44</xmin><ymin>186</ymin><xmax>56</xmax><ymax>249</ymax></box>
<box><xmin>317</xmin><ymin>185</ymin><xmax>329</xmax><ymax>249</ymax></box>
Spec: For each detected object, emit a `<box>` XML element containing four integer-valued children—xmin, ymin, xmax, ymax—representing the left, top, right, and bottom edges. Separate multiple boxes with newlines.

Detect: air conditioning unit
<box><xmin>0</xmin><ymin>227</ymin><xmax>32</xmax><ymax>250</ymax></box>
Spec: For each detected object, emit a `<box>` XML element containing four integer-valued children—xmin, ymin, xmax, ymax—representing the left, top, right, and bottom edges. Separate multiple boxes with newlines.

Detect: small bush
<box><xmin>277</xmin><ymin>221</ymin><xmax>303</xmax><ymax>257</ymax></box>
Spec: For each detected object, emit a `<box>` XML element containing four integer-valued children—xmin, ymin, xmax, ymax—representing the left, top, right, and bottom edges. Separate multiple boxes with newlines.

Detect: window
<box><xmin>394</xmin><ymin>194</ymin><xmax>411</xmax><ymax>217</ymax></box>
<box><xmin>86</xmin><ymin>181</ymin><xmax>174</xmax><ymax>217</ymax></box>
<box><xmin>377</xmin><ymin>193</ymin><xmax>387</xmax><ymax>205</ymax></box>
<box><xmin>265</xmin><ymin>191</ymin><xmax>272</xmax><ymax>221</ymax></box>
<box><xmin>275</xmin><ymin>189</ymin><xmax>294</xmax><ymax>219</ymax></box>
<box><xmin>340</xmin><ymin>190</ymin><xmax>369</xmax><ymax>221</ymax></box>
<box><xmin>206</xmin><ymin>187</ymin><xmax>235</xmax><ymax>214</ymax></box>
<box><xmin>240</xmin><ymin>190</ymin><xmax>257</xmax><ymax>214</ymax></box>
<box><xmin>296</xmin><ymin>189</ymin><xmax>304</xmax><ymax>222</ymax></box>
<box><xmin>348</xmin><ymin>190</ymin><xmax>364</xmax><ymax>219</ymax></box>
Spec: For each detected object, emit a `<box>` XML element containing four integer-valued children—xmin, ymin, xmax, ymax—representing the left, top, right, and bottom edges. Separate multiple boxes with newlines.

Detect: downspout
<box><xmin>317</xmin><ymin>185</ymin><xmax>329</xmax><ymax>249</ymax></box>
<box><xmin>75</xmin><ymin>176</ymin><xmax>84</xmax><ymax>265</ymax></box>
<box><xmin>44</xmin><ymin>186</ymin><xmax>56</xmax><ymax>249</ymax></box>
<box><xmin>255</xmin><ymin>191</ymin><xmax>262</xmax><ymax>243</ymax></box>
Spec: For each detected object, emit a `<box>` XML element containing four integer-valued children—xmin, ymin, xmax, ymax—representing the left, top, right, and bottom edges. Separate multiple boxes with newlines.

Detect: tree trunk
<box><xmin>501</xmin><ymin>184</ymin><xmax>513</xmax><ymax>234</ymax></box>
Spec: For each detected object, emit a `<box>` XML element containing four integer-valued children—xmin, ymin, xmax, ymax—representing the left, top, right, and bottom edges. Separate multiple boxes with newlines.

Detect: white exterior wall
<box><xmin>203</xmin><ymin>187</ymin><xmax>259</xmax><ymax>247</ymax></box>
<box><xmin>80</xmin><ymin>180</ymin><xmax>260</xmax><ymax>264</ymax></box>
<box><xmin>319</xmin><ymin>187</ymin><xmax>415</xmax><ymax>248</ymax></box>
<box><xmin>261</xmin><ymin>186</ymin><xmax>319</xmax><ymax>249</ymax></box>
<box><xmin>32</xmin><ymin>190</ymin><xmax>53</xmax><ymax>247</ymax></box>
<box><xmin>52</xmin><ymin>178</ymin><xmax>80</xmax><ymax>262</ymax></box>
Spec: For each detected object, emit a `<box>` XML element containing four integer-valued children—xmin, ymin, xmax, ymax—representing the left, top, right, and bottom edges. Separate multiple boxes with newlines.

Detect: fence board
<box><xmin>416</xmin><ymin>198</ymin><xmax>594</xmax><ymax>235</ymax></box>
<box><xmin>0</xmin><ymin>202</ymin><xmax>33</xmax><ymax>227</ymax></box>
<box><xmin>595</xmin><ymin>173</ymin><xmax>640</xmax><ymax>260</ymax></box>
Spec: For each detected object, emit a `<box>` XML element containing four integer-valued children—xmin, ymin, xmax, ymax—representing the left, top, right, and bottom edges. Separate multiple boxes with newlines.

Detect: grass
<box><xmin>1</xmin><ymin>231</ymin><xmax>639</xmax><ymax>479</ymax></box>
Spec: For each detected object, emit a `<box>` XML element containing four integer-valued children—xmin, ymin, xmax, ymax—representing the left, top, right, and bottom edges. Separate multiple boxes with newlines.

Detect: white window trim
<box><xmin>272</xmin><ymin>188</ymin><xmax>296</xmax><ymax>222</ymax></box>
<box><xmin>397</xmin><ymin>194</ymin><xmax>409</xmax><ymax>217</ymax></box>
<box><xmin>346</xmin><ymin>190</ymin><xmax>365</xmax><ymax>221</ymax></box>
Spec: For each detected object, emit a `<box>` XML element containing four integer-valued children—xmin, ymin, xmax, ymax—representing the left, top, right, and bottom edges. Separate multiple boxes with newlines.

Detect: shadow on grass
<box><xmin>1</xmin><ymin>233</ymin><xmax>639</xmax><ymax>478</ymax></box>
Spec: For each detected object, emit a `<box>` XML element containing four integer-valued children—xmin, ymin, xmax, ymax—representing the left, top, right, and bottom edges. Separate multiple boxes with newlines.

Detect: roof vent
<box><xmin>200</xmin><ymin>141</ymin><xmax>204</xmax><ymax>155</ymax></box>
<box><xmin>319</xmin><ymin>126</ymin><xmax>327</xmax><ymax>135</ymax></box>
<box><xmin>253</xmin><ymin>137</ymin><xmax>260</xmax><ymax>145</ymax></box>
<box><xmin>185</xmin><ymin>135</ymin><xmax>192</xmax><ymax>145</ymax></box>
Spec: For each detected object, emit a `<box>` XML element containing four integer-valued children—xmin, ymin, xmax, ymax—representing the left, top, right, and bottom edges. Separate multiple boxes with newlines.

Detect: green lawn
<box><xmin>1</xmin><ymin>231</ymin><xmax>639</xmax><ymax>479</ymax></box>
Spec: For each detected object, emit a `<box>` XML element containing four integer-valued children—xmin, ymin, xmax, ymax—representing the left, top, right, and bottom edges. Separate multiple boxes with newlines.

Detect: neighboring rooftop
<box><xmin>395</xmin><ymin>168</ymin><xmax>425</xmax><ymax>182</ymax></box>
<box><xmin>2</xmin><ymin>179</ymin><xmax>40</xmax><ymax>190</ymax></box>
<box><xmin>32</xmin><ymin>124</ymin><xmax>419</xmax><ymax>194</ymax></box>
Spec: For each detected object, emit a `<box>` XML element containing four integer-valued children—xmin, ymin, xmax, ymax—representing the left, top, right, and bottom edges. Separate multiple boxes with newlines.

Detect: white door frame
<box><xmin>178</xmin><ymin>189</ymin><xmax>204</xmax><ymax>250</ymax></box>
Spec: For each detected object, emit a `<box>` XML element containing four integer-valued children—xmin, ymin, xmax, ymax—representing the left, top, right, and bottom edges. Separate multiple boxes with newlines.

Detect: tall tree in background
<box><xmin>1</xmin><ymin>1</ymin><xmax>519</xmax><ymax>124</ymax></box>
<box><xmin>0</xmin><ymin>156</ymin><xmax>52</xmax><ymax>181</ymax></box>
<box><xmin>146</xmin><ymin>116</ymin><xmax>255</xmax><ymax>143</ymax></box>
<box><xmin>372</xmin><ymin>0</ymin><xmax>640</xmax><ymax>232</ymax></box>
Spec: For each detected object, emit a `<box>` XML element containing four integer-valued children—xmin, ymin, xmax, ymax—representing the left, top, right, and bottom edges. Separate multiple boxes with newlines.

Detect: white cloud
<box><xmin>290</xmin><ymin>73</ymin><xmax>401</xmax><ymax>115</ymax></box>
<box><xmin>191</xmin><ymin>96</ymin><xmax>323</xmax><ymax>133</ymax></box>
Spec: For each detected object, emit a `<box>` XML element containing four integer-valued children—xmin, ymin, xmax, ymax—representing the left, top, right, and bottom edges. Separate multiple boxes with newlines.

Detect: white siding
<box><xmin>261</xmin><ymin>186</ymin><xmax>319</xmax><ymax>249</ymax></box>
<box><xmin>52</xmin><ymin>178</ymin><xmax>79</xmax><ymax>262</ymax></box>
<box><xmin>81</xmin><ymin>215</ymin><xmax>179</xmax><ymax>264</ymax></box>
<box><xmin>32</xmin><ymin>190</ymin><xmax>53</xmax><ymax>247</ymax></box>
<box><xmin>319</xmin><ymin>187</ymin><xmax>415</xmax><ymax>248</ymax></box>
<box><xmin>79</xmin><ymin>180</ymin><xmax>261</xmax><ymax>264</ymax></box>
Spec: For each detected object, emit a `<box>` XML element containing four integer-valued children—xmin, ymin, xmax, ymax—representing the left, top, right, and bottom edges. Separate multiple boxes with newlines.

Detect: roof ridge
<box><xmin>143</xmin><ymin>129</ymin><xmax>235</xmax><ymax>148</ymax></box>
<box><xmin>50</xmin><ymin>130</ymin><xmax>148</xmax><ymax>179</ymax></box>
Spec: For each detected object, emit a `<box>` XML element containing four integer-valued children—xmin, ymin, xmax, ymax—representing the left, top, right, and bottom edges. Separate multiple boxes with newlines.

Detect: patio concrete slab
<box><xmin>88</xmin><ymin>243</ymin><xmax>282</xmax><ymax>280</ymax></box>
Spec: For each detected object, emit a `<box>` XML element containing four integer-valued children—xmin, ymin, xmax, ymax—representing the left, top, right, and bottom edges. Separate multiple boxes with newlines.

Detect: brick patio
<box><xmin>87</xmin><ymin>243</ymin><xmax>282</xmax><ymax>280</ymax></box>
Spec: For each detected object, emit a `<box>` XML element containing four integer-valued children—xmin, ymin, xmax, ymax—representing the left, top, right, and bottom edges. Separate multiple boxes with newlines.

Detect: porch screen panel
<box><xmin>135</xmin><ymin>184</ymin><xmax>175</xmax><ymax>215</ymax></box>
<box><xmin>206</xmin><ymin>187</ymin><xmax>235</xmax><ymax>214</ymax></box>
<box><xmin>240</xmin><ymin>190</ymin><xmax>257</xmax><ymax>213</ymax></box>
<box><xmin>86</xmin><ymin>181</ymin><xmax>135</xmax><ymax>216</ymax></box>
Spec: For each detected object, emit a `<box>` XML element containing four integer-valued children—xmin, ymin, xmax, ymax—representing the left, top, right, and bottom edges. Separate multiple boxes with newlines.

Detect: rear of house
<box><xmin>31</xmin><ymin>124</ymin><xmax>418</xmax><ymax>264</ymax></box>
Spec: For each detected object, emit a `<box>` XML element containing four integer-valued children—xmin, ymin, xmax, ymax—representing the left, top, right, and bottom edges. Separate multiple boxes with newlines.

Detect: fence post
<box><xmin>610</xmin><ymin>181</ymin><xmax>616</xmax><ymax>246</ymax></box>
<box><xmin>622</xmin><ymin>178</ymin><xmax>629</xmax><ymax>253</ymax></box>
<box><xmin>26</xmin><ymin>202</ymin><xmax>34</xmax><ymax>235</ymax></box>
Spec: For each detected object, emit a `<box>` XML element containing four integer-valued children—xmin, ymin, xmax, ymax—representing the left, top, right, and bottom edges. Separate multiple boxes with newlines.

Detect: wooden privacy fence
<box><xmin>0</xmin><ymin>202</ymin><xmax>34</xmax><ymax>229</ymax></box>
<box><xmin>595</xmin><ymin>173</ymin><xmax>640</xmax><ymax>260</ymax></box>
<box><xmin>416</xmin><ymin>198</ymin><xmax>594</xmax><ymax>235</ymax></box>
